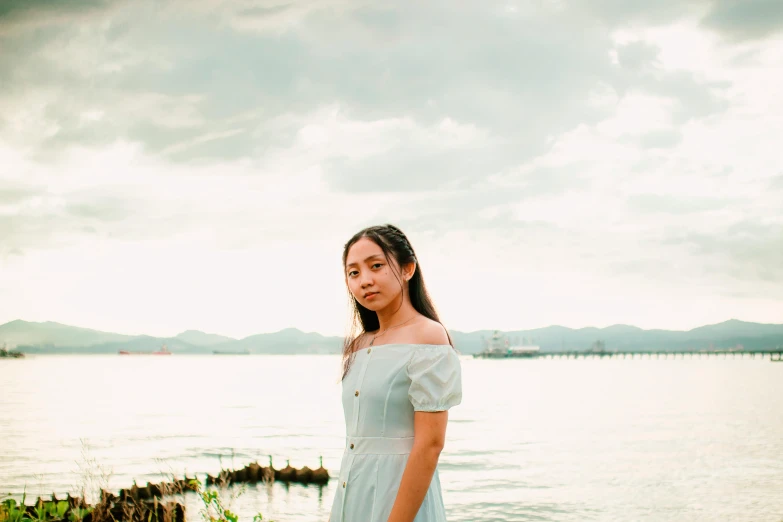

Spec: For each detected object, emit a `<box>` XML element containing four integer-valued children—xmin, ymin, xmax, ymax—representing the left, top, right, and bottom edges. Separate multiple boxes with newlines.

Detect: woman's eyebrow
<box><xmin>346</xmin><ymin>254</ymin><xmax>383</xmax><ymax>268</ymax></box>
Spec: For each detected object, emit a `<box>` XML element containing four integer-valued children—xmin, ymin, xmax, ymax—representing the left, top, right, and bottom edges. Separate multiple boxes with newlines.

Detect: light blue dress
<box><xmin>330</xmin><ymin>344</ymin><xmax>462</xmax><ymax>522</ymax></box>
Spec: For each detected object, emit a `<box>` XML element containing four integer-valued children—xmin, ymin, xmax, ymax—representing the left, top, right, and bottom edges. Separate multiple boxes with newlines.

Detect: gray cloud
<box><xmin>616</xmin><ymin>41</ymin><xmax>661</xmax><ymax>71</ymax></box>
<box><xmin>635</xmin><ymin>129</ymin><xmax>683</xmax><ymax>149</ymax></box>
<box><xmin>324</xmin><ymin>140</ymin><xmax>523</xmax><ymax>193</ymax></box>
<box><xmin>0</xmin><ymin>0</ymin><xmax>113</xmax><ymax>25</ymax></box>
<box><xmin>601</xmin><ymin>219</ymin><xmax>783</xmax><ymax>299</ymax></box>
<box><xmin>571</xmin><ymin>0</ymin><xmax>699</xmax><ymax>27</ymax></box>
<box><xmin>0</xmin><ymin>0</ymin><xmax>774</xmax><ymax>301</ymax></box>
<box><xmin>65</xmin><ymin>198</ymin><xmax>134</xmax><ymax>222</ymax></box>
<box><xmin>573</xmin><ymin>0</ymin><xmax>783</xmax><ymax>41</ymax></box>
<box><xmin>0</xmin><ymin>186</ymin><xmax>162</xmax><ymax>256</ymax></box>
<box><xmin>0</xmin><ymin>213</ymin><xmax>64</xmax><ymax>256</ymax></box>
<box><xmin>615</xmin><ymin>61</ymin><xmax>730</xmax><ymax>123</ymax></box>
<box><xmin>385</xmin><ymin>163</ymin><xmax>593</xmax><ymax>238</ymax></box>
<box><xmin>626</xmin><ymin>194</ymin><xmax>733</xmax><ymax>215</ymax></box>
<box><xmin>0</xmin><ymin>0</ymin><xmax>729</xmax><ymax>179</ymax></box>
<box><xmin>664</xmin><ymin>221</ymin><xmax>783</xmax><ymax>285</ymax></box>
<box><xmin>0</xmin><ymin>185</ymin><xmax>42</xmax><ymax>204</ymax></box>
<box><xmin>702</xmin><ymin>0</ymin><xmax>783</xmax><ymax>41</ymax></box>
<box><xmin>0</xmin><ymin>0</ymin><xmax>133</xmax><ymax>40</ymax></box>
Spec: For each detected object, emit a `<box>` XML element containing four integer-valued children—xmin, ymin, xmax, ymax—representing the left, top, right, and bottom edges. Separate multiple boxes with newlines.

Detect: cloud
<box><xmin>570</xmin><ymin>0</ymin><xmax>700</xmax><ymax>27</ymax></box>
<box><xmin>626</xmin><ymin>193</ymin><xmax>732</xmax><ymax>214</ymax></box>
<box><xmin>575</xmin><ymin>0</ymin><xmax>783</xmax><ymax>42</ymax></box>
<box><xmin>634</xmin><ymin>129</ymin><xmax>683</xmax><ymax>148</ymax></box>
<box><xmin>1</xmin><ymin>0</ymin><xmax>782</xmax><ymax>333</ymax></box>
<box><xmin>702</xmin><ymin>0</ymin><xmax>783</xmax><ymax>41</ymax></box>
<box><xmin>663</xmin><ymin>221</ymin><xmax>783</xmax><ymax>287</ymax></box>
<box><xmin>0</xmin><ymin>0</ymin><xmax>128</xmax><ymax>35</ymax></box>
<box><xmin>616</xmin><ymin>41</ymin><xmax>662</xmax><ymax>71</ymax></box>
<box><xmin>0</xmin><ymin>0</ymin><xmax>729</xmax><ymax>173</ymax></box>
<box><xmin>0</xmin><ymin>185</ymin><xmax>42</xmax><ymax>205</ymax></box>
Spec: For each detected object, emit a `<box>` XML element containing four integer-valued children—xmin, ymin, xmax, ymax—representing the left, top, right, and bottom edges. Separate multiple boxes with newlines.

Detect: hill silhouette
<box><xmin>2</xmin><ymin>319</ymin><xmax>782</xmax><ymax>355</ymax></box>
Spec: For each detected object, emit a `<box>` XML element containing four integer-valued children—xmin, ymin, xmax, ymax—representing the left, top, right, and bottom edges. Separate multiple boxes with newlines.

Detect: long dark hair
<box><xmin>341</xmin><ymin>224</ymin><xmax>452</xmax><ymax>379</ymax></box>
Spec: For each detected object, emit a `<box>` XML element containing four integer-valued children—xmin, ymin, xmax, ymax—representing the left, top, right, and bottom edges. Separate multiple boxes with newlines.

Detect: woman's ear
<box><xmin>403</xmin><ymin>261</ymin><xmax>416</xmax><ymax>281</ymax></box>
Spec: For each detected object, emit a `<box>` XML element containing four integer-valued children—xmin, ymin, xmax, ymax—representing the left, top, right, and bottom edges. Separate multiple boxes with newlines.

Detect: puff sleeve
<box><xmin>407</xmin><ymin>345</ymin><xmax>463</xmax><ymax>412</ymax></box>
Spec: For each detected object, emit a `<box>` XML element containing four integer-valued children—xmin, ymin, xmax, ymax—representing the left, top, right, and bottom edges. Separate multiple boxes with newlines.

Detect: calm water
<box><xmin>1</xmin><ymin>354</ymin><xmax>782</xmax><ymax>522</ymax></box>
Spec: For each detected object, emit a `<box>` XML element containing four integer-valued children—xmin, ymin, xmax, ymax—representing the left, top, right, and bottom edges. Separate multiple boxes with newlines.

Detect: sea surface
<box><xmin>1</xmin><ymin>354</ymin><xmax>782</xmax><ymax>522</ymax></box>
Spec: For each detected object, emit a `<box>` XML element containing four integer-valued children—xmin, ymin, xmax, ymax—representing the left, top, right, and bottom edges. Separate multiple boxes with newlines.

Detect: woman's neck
<box><xmin>375</xmin><ymin>300</ymin><xmax>419</xmax><ymax>332</ymax></box>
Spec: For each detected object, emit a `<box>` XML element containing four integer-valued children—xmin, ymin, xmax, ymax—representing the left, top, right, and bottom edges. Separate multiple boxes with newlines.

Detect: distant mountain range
<box><xmin>1</xmin><ymin>319</ymin><xmax>782</xmax><ymax>355</ymax></box>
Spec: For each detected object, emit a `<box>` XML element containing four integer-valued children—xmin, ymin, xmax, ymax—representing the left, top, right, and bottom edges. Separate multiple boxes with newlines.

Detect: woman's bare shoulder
<box><xmin>409</xmin><ymin>316</ymin><xmax>450</xmax><ymax>346</ymax></box>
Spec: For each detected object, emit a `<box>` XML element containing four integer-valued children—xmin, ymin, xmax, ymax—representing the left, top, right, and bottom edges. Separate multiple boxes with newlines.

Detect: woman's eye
<box><xmin>348</xmin><ymin>271</ymin><xmax>358</xmax><ymax>277</ymax></box>
<box><xmin>372</xmin><ymin>263</ymin><xmax>383</xmax><ymax>269</ymax></box>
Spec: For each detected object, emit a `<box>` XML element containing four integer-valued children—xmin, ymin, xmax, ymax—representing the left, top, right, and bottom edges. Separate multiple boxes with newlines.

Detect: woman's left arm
<box><xmin>386</xmin><ymin>410</ymin><xmax>448</xmax><ymax>522</ymax></box>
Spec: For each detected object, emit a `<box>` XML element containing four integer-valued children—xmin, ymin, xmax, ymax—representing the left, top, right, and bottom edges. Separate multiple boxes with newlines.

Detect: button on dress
<box><xmin>330</xmin><ymin>344</ymin><xmax>463</xmax><ymax>522</ymax></box>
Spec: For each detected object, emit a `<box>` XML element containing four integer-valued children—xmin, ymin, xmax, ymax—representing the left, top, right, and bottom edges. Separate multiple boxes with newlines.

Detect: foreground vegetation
<box><xmin>1</xmin><ymin>442</ymin><xmax>278</xmax><ymax>522</ymax></box>
<box><xmin>1</xmin><ymin>478</ymin><xmax>271</xmax><ymax>522</ymax></box>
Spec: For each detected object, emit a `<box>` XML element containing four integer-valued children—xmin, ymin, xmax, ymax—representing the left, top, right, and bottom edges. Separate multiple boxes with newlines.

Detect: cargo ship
<box><xmin>473</xmin><ymin>330</ymin><xmax>541</xmax><ymax>359</ymax></box>
<box><xmin>119</xmin><ymin>344</ymin><xmax>172</xmax><ymax>355</ymax></box>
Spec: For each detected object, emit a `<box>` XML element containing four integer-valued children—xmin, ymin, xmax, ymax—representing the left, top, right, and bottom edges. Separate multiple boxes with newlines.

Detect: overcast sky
<box><xmin>1</xmin><ymin>0</ymin><xmax>781</xmax><ymax>339</ymax></box>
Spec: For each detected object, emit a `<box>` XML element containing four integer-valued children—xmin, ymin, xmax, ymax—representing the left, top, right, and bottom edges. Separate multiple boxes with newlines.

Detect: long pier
<box><xmin>474</xmin><ymin>349</ymin><xmax>783</xmax><ymax>361</ymax></box>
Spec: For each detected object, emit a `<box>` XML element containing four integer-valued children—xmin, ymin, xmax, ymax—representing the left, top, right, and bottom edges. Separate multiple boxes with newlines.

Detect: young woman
<box><xmin>329</xmin><ymin>224</ymin><xmax>462</xmax><ymax>522</ymax></box>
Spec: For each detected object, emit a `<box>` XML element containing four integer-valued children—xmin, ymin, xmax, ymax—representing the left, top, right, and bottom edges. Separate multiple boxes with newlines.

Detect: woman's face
<box><xmin>345</xmin><ymin>237</ymin><xmax>405</xmax><ymax>312</ymax></box>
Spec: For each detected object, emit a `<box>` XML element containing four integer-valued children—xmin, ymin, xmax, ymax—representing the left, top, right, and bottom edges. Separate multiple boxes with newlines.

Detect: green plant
<box><xmin>27</xmin><ymin>500</ymin><xmax>65</xmax><ymax>522</ymax></box>
<box><xmin>1</xmin><ymin>496</ymin><xmax>28</xmax><ymax>522</ymax></box>
<box><xmin>1</xmin><ymin>489</ymin><xmax>94</xmax><ymax>522</ymax></box>
<box><xmin>67</xmin><ymin>506</ymin><xmax>92</xmax><ymax>522</ymax></box>
<box><xmin>187</xmin><ymin>479</ymin><xmax>272</xmax><ymax>522</ymax></box>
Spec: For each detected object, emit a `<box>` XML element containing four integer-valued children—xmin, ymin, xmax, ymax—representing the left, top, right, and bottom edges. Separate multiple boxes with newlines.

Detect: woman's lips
<box><xmin>365</xmin><ymin>292</ymin><xmax>378</xmax><ymax>300</ymax></box>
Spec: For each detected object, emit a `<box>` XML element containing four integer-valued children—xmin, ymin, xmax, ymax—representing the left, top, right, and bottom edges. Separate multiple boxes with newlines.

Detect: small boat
<box><xmin>212</xmin><ymin>350</ymin><xmax>250</xmax><ymax>355</ymax></box>
<box><xmin>119</xmin><ymin>344</ymin><xmax>172</xmax><ymax>356</ymax></box>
